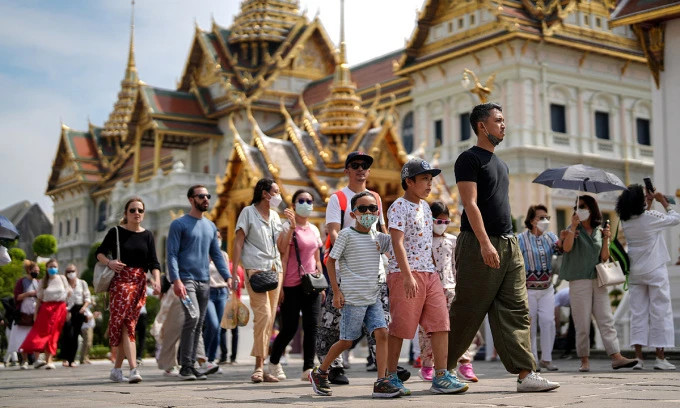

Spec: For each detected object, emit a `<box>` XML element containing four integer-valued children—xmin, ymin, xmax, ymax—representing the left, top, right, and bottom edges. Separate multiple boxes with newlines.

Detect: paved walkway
<box><xmin>1</xmin><ymin>356</ymin><xmax>678</xmax><ymax>407</ymax></box>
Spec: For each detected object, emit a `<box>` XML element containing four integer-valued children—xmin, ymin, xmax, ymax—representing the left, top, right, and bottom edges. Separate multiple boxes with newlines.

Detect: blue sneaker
<box><xmin>388</xmin><ymin>372</ymin><xmax>411</xmax><ymax>396</ymax></box>
<box><xmin>430</xmin><ymin>370</ymin><xmax>469</xmax><ymax>394</ymax></box>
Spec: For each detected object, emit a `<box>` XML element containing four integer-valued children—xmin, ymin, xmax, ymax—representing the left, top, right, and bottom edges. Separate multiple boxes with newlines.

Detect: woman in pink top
<box><xmin>268</xmin><ymin>189</ymin><xmax>324</xmax><ymax>381</ymax></box>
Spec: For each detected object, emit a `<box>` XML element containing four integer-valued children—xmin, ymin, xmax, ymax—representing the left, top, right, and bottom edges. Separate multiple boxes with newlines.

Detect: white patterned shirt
<box><xmin>387</xmin><ymin>197</ymin><xmax>435</xmax><ymax>273</ymax></box>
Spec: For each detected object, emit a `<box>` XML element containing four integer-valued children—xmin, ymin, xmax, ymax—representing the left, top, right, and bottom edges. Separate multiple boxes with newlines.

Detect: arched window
<box><xmin>401</xmin><ymin>111</ymin><xmax>414</xmax><ymax>153</ymax></box>
<box><xmin>97</xmin><ymin>200</ymin><xmax>108</xmax><ymax>231</ymax></box>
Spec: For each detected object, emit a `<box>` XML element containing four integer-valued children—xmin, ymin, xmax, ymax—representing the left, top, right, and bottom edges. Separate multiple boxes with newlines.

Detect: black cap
<box><xmin>344</xmin><ymin>151</ymin><xmax>373</xmax><ymax>168</ymax></box>
<box><xmin>400</xmin><ymin>158</ymin><xmax>441</xmax><ymax>180</ymax></box>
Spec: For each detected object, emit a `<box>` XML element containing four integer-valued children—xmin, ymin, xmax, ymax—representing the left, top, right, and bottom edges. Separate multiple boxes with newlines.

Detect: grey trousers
<box><xmin>180</xmin><ymin>280</ymin><xmax>210</xmax><ymax>368</ymax></box>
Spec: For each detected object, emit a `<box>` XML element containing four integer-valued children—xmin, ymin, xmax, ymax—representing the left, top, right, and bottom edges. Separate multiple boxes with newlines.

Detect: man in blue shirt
<box><xmin>167</xmin><ymin>184</ymin><xmax>233</xmax><ymax>380</ymax></box>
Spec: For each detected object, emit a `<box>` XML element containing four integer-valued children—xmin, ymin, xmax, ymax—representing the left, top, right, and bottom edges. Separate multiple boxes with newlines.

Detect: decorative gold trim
<box><xmin>609</xmin><ymin>4</ymin><xmax>680</xmax><ymax>27</ymax></box>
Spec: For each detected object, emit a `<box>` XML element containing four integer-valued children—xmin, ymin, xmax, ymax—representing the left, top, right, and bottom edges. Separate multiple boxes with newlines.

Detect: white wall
<box><xmin>652</xmin><ymin>19</ymin><xmax>680</xmax><ymax>262</ymax></box>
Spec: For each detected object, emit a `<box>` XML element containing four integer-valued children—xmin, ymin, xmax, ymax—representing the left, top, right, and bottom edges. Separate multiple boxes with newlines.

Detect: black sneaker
<box><xmin>309</xmin><ymin>367</ymin><xmax>332</xmax><ymax>396</ymax></box>
<box><xmin>178</xmin><ymin>366</ymin><xmax>196</xmax><ymax>381</ymax></box>
<box><xmin>397</xmin><ymin>366</ymin><xmax>411</xmax><ymax>382</ymax></box>
<box><xmin>328</xmin><ymin>366</ymin><xmax>349</xmax><ymax>385</ymax></box>
<box><xmin>372</xmin><ymin>377</ymin><xmax>401</xmax><ymax>398</ymax></box>
<box><xmin>191</xmin><ymin>366</ymin><xmax>207</xmax><ymax>380</ymax></box>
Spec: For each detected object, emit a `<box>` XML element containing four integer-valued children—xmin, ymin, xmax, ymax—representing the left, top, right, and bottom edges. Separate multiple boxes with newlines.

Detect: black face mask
<box><xmin>30</xmin><ymin>272</ymin><xmax>39</xmax><ymax>279</ymax></box>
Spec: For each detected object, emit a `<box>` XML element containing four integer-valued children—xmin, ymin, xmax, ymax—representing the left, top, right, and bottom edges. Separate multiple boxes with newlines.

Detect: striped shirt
<box><xmin>517</xmin><ymin>230</ymin><xmax>559</xmax><ymax>289</ymax></box>
<box><xmin>330</xmin><ymin>228</ymin><xmax>391</xmax><ymax>306</ymax></box>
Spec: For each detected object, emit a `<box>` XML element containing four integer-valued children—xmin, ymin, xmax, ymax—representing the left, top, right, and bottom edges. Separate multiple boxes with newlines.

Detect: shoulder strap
<box><xmin>336</xmin><ymin>190</ymin><xmax>348</xmax><ymax>230</ymax></box>
<box><xmin>115</xmin><ymin>226</ymin><xmax>120</xmax><ymax>260</ymax></box>
<box><xmin>292</xmin><ymin>230</ymin><xmax>304</xmax><ymax>276</ymax></box>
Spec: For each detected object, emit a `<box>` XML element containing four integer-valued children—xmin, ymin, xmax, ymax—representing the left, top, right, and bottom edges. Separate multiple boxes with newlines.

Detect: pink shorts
<box><xmin>387</xmin><ymin>271</ymin><xmax>450</xmax><ymax>339</ymax></box>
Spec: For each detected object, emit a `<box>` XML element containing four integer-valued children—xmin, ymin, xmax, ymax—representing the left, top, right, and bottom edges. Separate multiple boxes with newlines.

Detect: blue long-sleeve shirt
<box><xmin>167</xmin><ymin>214</ymin><xmax>230</xmax><ymax>283</ymax></box>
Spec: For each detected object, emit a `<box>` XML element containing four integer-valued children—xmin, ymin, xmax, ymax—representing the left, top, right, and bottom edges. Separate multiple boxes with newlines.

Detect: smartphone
<box><xmin>643</xmin><ymin>177</ymin><xmax>655</xmax><ymax>193</ymax></box>
<box><xmin>665</xmin><ymin>195</ymin><xmax>677</xmax><ymax>205</ymax></box>
<box><xmin>604</xmin><ymin>219</ymin><xmax>610</xmax><ymax>229</ymax></box>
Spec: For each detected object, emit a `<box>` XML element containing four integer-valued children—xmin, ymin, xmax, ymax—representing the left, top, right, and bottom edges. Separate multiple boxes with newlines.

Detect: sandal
<box><xmin>612</xmin><ymin>358</ymin><xmax>637</xmax><ymax>370</ymax></box>
<box><xmin>263</xmin><ymin>372</ymin><xmax>280</xmax><ymax>383</ymax></box>
<box><xmin>251</xmin><ymin>368</ymin><xmax>264</xmax><ymax>383</ymax></box>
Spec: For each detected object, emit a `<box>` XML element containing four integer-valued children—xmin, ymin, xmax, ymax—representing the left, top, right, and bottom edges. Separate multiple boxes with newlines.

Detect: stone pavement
<box><xmin>1</xmin><ymin>356</ymin><xmax>679</xmax><ymax>407</ymax></box>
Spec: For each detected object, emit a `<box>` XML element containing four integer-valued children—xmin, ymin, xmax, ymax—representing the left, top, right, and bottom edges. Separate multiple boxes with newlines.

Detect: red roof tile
<box><xmin>152</xmin><ymin>93</ymin><xmax>204</xmax><ymax>117</ymax></box>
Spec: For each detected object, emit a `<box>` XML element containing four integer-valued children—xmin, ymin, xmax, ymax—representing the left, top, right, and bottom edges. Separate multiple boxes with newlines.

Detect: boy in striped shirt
<box><xmin>309</xmin><ymin>192</ymin><xmax>399</xmax><ymax>398</ymax></box>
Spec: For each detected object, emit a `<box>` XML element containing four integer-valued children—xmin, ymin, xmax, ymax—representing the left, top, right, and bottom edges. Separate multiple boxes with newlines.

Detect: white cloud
<box><xmin>0</xmin><ymin>0</ymin><xmax>424</xmax><ymax>218</ymax></box>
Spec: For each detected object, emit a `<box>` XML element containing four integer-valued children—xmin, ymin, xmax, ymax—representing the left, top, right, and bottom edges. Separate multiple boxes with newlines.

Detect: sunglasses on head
<box><xmin>193</xmin><ymin>193</ymin><xmax>211</xmax><ymax>200</ymax></box>
<box><xmin>353</xmin><ymin>204</ymin><xmax>379</xmax><ymax>213</ymax></box>
<box><xmin>432</xmin><ymin>218</ymin><xmax>450</xmax><ymax>225</ymax></box>
<box><xmin>538</xmin><ymin>216</ymin><xmax>551</xmax><ymax>221</ymax></box>
<box><xmin>297</xmin><ymin>198</ymin><xmax>313</xmax><ymax>205</ymax></box>
<box><xmin>349</xmin><ymin>162</ymin><xmax>370</xmax><ymax>170</ymax></box>
<box><xmin>129</xmin><ymin>208</ymin><xmax>145</xmax><ymax>214</ymax></box>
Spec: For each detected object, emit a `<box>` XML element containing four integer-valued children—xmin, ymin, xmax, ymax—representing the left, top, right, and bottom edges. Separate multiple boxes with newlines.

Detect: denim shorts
<box><xmin>339</xmin><ymin>299</ymin><xmax>387</xmax><ymax>341</ymax></box>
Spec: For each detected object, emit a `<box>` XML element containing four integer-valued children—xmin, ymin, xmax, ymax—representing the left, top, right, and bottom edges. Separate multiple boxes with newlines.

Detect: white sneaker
<box><xmin>129</xmin><ymin>368</ymin><xmax>143</xmax><ymax>383</ymax></box>
<box><xmin>269</xmin><ymin>362</ymin><xmax>286</xmax><ymax>380</ymax></box>
<box><xmin>110</xmin><ymin>368</ymin><xmax>129</xmax><ymax>383</ymax></box>
<box><xmin>197</xmin><ymin>361</ymin><xmax>219</xmax><ymax>376</ymax></box>
<box><xmin>301</xmin><ymin>368</ymin><xmax>312</xmax><ymax>381</ymax></box>
<box><xmin>20</xmin><ymin>362</ymin><xmax>29</xmax><ymax>370</ymax></box>
<box><xmin>44</xmin><ymin>363</ymin><xmax>56</xmax><ymax>370</ymax></box>
<box><xmin>163</xmin><ymin>367</ymin><xmax>180</xmax><ymax>377</ymax></box>
<box><xmin>33</xmin><ymin>360</ymin><xmax>46</xmax><ymax>369</ymax></box>
<box><xmin>633</xmin><ymin>359</ymin><xmax>644</xmax><ymax>370</ymax></box>
<box><xmin>654</xmin><ymin>358</ymin><xmax>676</xmax><ymax>370</ymax></box>
<box><xmin>517</xmin><ymin>372</ymin><xmax>560</xmax><ymax>392</ymax></box>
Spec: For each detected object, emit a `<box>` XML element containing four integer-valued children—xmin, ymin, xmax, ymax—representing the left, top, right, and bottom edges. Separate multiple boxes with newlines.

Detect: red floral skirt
<box><xmin>108</xmin><ymin>266</ymin><xmax>146</xmax><ymax>347</ymax></box>
<box><xmin>20</xmin><ymin>301</ymin><xmax>67</xmax><ymax>356</ymax></box>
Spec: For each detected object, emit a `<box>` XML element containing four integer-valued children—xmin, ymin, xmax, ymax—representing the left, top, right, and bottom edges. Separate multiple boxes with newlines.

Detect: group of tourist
<box><xmin>2</xmin><ymin>102</ymin><xmax>677</xmax><ymax>400</ymax></box>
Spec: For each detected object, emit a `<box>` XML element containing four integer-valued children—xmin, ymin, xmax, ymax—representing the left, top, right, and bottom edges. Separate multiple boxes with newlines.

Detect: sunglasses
<box><xmin>129</xmin><ymin>208</ymin><xmax>145</xmax><ymax>214</ymax></box>
<box><xmin>353</xmin><ymin>204</ymin><xmax>379</xmax><ymax>213</ymax></box>
<box><xmin>297</xmin><ymin>199</ymin><xmax>313</xmax><ymax>205</ymax></box>
<box><xmin>538</xmin><ymin>216</ymin><xmax>551</xmax><ymax>221</ymax></box>
<box><xmin>65</xmin><ymin>270</ymin><xmax>76</xmax><ymax>273</ymax></box>
<box><xmin>348</xmin><ymin>162</ymin><xmax>370</xmax><ymax>170</ymax></box>
<box><xmin>432</xmin><ymin>218</ymin><xmax>450</xmax><ymax>225</ymax></box>
<box><xmin>576</xmin><ymin>204</ymin><xmax>587</xmax><ymax>210</ymax></box>
<box><xmin>193</xmin><ymin>194</ymin><xmax>211</xmax><ymax>200</ymax></box>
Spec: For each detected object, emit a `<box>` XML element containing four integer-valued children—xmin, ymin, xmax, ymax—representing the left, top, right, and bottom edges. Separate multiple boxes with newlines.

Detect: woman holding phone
<box><xmin>616</xmin><ymin>184</ymin><xmax>679</xmax><ymax>370</ymax></box>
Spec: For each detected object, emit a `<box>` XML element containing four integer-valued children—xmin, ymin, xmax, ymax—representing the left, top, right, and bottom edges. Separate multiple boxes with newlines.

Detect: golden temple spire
<box><xmin>101</xmin><ymin>0</ymin><xmax>139</xmax><ymax>141</ymax></box>
<box><xmin>126</xmin><ymin>0</ymin><xmax>137</xmax><ymax>82</ymax></box>
<box><xmin>228</xmin><ymin>0</ymin><xmax>302</xmax><ymax>66</ymax></box>
<box><xmin>318</xmin><ymin>0</ymin><xmax>365</xmax><ymax>143</ymax></box>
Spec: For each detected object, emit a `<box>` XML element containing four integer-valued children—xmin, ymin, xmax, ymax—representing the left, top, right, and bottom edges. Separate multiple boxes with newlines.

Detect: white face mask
<box><xmin>536</xmin><ymin>219</ymin><xmax>550</xmax><ymax>233</ymax></box>
<box><xmin>66</xmin><ymin>272</ymin><xmax>76</xmax><ymax>280</ymax></box>
<box><xmin>268</xmin><ymin>193</ymin><xmax>282</xmax><ymax>208</ymax></box>
<box><xmin>576</xmin><ymin>208</ymin><xmax>590</xmax><ymax>222</ymax></box>
<box><xmin>433</xmin><ymin>224</ymin><xmax>448</xmax><ymax>235</ymax></box>
<box><xmin>295</xmin><ymin>202</ymin><xmax>313</xmax><ymax>217</ymax></box>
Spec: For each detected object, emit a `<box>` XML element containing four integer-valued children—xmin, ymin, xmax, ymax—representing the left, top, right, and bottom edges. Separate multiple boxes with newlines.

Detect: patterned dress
<box><xmin>108</xmin><ymin>266</ymin><xmax>147</xmax><ymax>347</ymax></box>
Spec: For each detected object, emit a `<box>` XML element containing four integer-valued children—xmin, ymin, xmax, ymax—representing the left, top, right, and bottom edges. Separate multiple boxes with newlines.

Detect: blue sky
<box><xmin>0</xmin><ymin>0</ymin><xmax>423</xmax><ymax>219</ymax></box>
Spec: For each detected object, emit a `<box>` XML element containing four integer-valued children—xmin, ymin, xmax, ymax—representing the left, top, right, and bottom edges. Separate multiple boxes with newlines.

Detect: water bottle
<box><xmin>181</xmin><ymin>296</ymin><xmax>197</xmax><ymax>319</ymax></box>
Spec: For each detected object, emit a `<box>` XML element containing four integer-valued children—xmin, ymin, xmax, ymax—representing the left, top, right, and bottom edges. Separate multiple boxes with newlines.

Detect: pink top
<box><xmin>283</xmin><ymin>222</ymin><xmax>322</xmax><ymax>287</ymax></box>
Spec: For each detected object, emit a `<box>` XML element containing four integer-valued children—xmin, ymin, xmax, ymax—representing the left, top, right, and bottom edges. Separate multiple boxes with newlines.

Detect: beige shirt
<box><xmin>66</xmin><ymin>279</ymin><xmax>91</xmax><ymax>308</ymax></box>
<box><xmin>209</xmin><ymin>251</ymin><xmax>229</xmax><ymax>288</ymax></box>
<box><xmin>38</xmin><ymin>275</ymin><xmax>71</xmax><ymax>303</ymax></box>
<box><xmin>235</xmin><ymin>205</ymin><xmax>282</xmax><ymax>272</ymax></box>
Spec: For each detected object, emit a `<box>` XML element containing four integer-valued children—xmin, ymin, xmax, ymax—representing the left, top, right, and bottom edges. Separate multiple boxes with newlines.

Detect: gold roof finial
<box><xmin>318</xmin><ymin>0</ymin><xmax>365</xmax><ymax>141</ymax></box>
<box><xmin>126</xmin><ymin>0</ymin><xmax>137</xmax><ymax>81</ymax></box>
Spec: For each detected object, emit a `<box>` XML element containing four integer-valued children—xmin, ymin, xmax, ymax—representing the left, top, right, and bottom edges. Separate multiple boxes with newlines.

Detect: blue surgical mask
<box><xmin>357</xmin><ymin>214</ymin><xmax>379</xmax><ymax>229</ymax></box>
<box><xmin>295</xmin><ymin>202</ymin><xmax>313</xmax><ymax>217</ymax></box>
<box><xmin>47</xmin><ymin>267</ymin><xmax>58</xmax><ymax>276</ymax></box>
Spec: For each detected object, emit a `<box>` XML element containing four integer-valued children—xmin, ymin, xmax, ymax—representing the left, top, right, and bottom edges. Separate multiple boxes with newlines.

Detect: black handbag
<box><xmin>293</xmin><ymin>230</ymin><xmax>328</xmax><ymax>295</ymax></box>
<box><xmin>248</xmin><ymin>270</ymin><xmax>279</xmax><ymax>293</ymax></box>
<box><xmin>247</xmin><ymin>217</ymin><xmax>279</xmax><ymax>293</ymax></box>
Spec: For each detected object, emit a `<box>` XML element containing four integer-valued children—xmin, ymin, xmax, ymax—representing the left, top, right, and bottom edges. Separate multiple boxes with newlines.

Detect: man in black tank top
<box><xmin>448</xmin><ymin>103</ymin><xmax>560</xmax><ymax>392</ymax></box>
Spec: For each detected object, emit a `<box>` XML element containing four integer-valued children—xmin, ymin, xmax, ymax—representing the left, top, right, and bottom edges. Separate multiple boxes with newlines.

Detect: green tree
<box><xmin>33</xmin><ymin>234</ymin><xmax>58</xmax><ymax>258</ymax></box>
<box><xmin>0</xmin><ymin>259</ymin><xmax>24</xmax><ymax>297</ymax></box>
<box><xmin>8</xmin><ymin>247</ymin><xmax>26</xmax><ymax>262</ymax></box>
